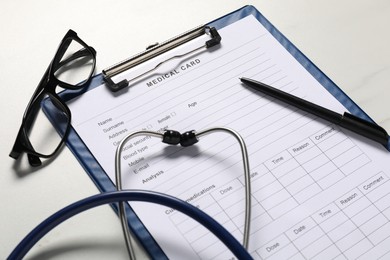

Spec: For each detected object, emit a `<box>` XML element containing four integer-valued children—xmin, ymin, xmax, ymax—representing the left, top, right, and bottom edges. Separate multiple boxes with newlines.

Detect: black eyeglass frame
<box><xmin>10</xmin><ymin>29</ymin><xmax>96</xmax><ymax>167</ymax></box>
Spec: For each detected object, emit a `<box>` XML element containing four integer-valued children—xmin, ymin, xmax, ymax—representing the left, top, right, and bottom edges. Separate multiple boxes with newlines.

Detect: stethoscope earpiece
<box><xmin>9</xmin><ymin>127</ymin><xmax>253</xmax><ymax>260</ymax></box>
<box><xmin>114</xmin><ymin>127</ymin><xmax>252</xmax><ymax>259</ymax></box>
<box><xmin>162</xmin><ymin>129</ymin><xmax>199</xmax><ymax>147</ymax></box>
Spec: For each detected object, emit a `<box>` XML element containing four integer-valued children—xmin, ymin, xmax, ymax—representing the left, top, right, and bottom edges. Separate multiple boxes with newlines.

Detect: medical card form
<box><xmin>64</xmin><ymin>15</ymin><xmax>390</xmax><ymax>259</ymax></box>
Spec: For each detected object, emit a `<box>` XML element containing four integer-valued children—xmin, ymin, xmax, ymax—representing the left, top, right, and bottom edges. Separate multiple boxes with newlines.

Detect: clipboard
<box><xmin>42</xmin><ymin>5</ymin><xmax>390</xmax><ymax>259</ymax></box>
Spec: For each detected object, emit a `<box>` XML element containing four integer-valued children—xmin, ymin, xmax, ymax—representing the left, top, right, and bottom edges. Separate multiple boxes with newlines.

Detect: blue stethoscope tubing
<box><xmin>8</xmin><ymin>190</ymin><xmax>253</xmax><ymax>260</ymax></box>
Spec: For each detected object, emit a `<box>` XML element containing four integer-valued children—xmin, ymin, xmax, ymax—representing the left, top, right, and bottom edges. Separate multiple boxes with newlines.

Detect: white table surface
<box><xmin>1</xmin><ymin>1</ymin><xmax>389</xmax><ymax>259</ymax></box>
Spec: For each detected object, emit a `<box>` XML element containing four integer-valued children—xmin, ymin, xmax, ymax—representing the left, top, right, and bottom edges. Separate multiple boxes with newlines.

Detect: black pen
<box><xmin>240</xmin><ymin>77</ymin><xmax>389</xmax><ymax>146</ymax></box>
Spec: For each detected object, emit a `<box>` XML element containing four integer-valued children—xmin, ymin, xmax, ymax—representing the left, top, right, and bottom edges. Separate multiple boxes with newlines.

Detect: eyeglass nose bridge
<box><xmin>10</xmin><ymin>80</ymin><xmax>71</xmax><ymax>167</ymax></box>
<box><xmin>10</xmin><ymin>29</ymin><xmax>95</xmax><ymax>167</ymax></box>
<box><xmin>43</xmin><ymin>75</ymin><xmax>60</xmax><ymax>90</ymax></box>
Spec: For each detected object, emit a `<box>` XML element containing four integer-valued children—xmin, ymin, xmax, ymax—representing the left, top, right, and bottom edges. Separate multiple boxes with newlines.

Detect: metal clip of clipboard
<box><xmin>102</xmin><ymin>25</ymin><xmax>221</xmax><ymax>92</ymax></box>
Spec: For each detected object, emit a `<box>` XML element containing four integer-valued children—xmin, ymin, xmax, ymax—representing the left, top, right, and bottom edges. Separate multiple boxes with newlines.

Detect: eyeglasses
<box><xmin>10</xmin><ymin>30</ymin><xmax>96</xmax><ymax>167</ymax></box>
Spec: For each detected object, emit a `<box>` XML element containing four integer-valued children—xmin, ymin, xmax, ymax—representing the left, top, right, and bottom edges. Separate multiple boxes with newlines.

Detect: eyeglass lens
<box><xmin>54</xmin><ymin>40</ymin><xmax>95</xmax><ymax>86</ymax></box>
<box><xmin>12</xmin><ymin>34</ymin><xmax>95</xmax><ymax>164</ymax></box>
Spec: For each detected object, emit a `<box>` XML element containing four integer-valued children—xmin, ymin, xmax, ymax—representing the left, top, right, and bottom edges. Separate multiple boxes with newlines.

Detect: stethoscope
<box><xmin>9</xmin><ymin>127</ymin><xmax>253</xmax><ymax>260</ymax></box>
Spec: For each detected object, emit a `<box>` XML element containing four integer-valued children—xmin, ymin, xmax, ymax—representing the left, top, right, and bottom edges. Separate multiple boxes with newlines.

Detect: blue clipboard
<box><xmin>42</xmin><ymin>5</ymin><xmax>390</xmax><ymax>259</ymax></box>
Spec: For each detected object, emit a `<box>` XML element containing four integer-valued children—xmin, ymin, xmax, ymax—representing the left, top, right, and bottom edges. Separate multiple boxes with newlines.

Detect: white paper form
<box><xmin>67</xmin><ymin>15</ymin><xmax>390</xmax><ymax>259</ymax></box>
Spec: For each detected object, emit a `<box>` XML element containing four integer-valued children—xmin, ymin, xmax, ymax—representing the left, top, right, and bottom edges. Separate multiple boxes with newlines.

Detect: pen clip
<box><xmin>103</xmin><ymin>25</ymin><xmax>221</xmax><ymax>92</ymax></box>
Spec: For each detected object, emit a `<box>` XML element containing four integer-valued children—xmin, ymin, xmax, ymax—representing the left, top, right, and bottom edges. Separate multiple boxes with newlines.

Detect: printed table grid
<box><xmin>167</xmin><ymin>125</ymin><xmax>380</xmax><ymax>259</ymax></box>
<box><xmin>258</xmin><ymin>172</ymin><xmax>390</xmax><ymax>260</ymax></box>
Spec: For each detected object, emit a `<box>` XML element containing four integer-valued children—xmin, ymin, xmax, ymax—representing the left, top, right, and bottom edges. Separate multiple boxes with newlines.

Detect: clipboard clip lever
<box><xmin>102</xmin><ymin>25</ymin><xmax>221</xmax><ymax>92</ymax></box>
